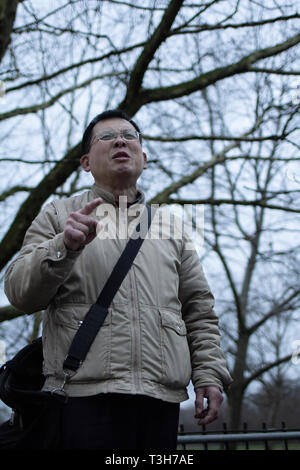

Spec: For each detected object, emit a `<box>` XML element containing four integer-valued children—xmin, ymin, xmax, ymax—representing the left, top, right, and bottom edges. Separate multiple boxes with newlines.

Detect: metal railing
<box><xmin>177</xmin><ymin>422</ymin><xmax>300</xmax><ymax>450</ymax></box>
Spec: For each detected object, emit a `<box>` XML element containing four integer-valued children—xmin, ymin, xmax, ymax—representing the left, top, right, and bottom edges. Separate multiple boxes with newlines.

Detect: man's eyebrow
<box><xmin>96</xmin><ymin>127</ymin><xmax>135</xmax><ymax>132</ymax></box>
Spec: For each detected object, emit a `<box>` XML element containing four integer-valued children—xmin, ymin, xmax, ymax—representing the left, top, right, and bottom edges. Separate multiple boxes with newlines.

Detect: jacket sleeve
<box><xmin>178</xmin><ymin>234</ymin><xmax>233</xmax><ymax>392</ymax></box>
<box><xmin>4</xmin><ymin>201</ymin><xmax>83</xmax><ymax>314</ymax></box>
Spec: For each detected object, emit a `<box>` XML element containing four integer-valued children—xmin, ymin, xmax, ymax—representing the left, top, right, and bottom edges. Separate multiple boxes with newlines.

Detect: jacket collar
<box><xmin>91</xmin><ymin>183</ymin><xmax>145</xmax><ymax>207</ymax></box>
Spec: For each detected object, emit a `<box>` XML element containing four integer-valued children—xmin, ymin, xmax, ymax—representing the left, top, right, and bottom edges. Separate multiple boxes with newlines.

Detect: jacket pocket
<box><xmin>159</xmin><ymin>309</ymin><xmax>192</xmax><ymax>389</ymax></box>
<box><xmin>140</xmin><ymin>306</ymin><xmax>163</xmax><ymax>383</ymax></box>
<box><xmin>43</xmin><ymin>304</ymin><xmax>112</xmax><ymax>382</ymax></box>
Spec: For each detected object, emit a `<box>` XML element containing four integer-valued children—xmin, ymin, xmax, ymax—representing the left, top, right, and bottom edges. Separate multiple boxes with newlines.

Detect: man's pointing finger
<box><xmin>79</xmin><ymin>198</ymin><xmax>102</xmax><ymax>215</ymax></box>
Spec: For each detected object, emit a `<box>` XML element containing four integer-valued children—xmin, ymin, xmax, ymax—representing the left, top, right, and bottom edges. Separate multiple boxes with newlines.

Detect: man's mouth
<box><xmin>112</xmin><ymin>151</ymin><xmax>130</xmax><ymax>160</ymax></box>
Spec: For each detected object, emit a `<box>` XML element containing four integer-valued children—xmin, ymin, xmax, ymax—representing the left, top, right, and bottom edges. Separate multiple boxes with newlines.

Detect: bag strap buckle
<box><xmin>51</xmin><ymin>371</ymin><xmax>71</xmax><ymax>401</ymax></box>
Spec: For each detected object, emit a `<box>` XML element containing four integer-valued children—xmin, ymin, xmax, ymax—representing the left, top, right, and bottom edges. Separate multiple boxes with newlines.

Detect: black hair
<box><xmin>81</xmin><ymin>109</ymin><xmax>142</xmax><ymax>154</ymax></box>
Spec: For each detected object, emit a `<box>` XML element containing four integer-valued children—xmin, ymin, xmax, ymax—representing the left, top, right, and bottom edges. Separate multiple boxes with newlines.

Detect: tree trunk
<box><xmin>227</xmin><ymin>381</ymin><xmax>245</xmax><ymax>431</ymax></box>
<box><xmin>227</xmin><ymin>331</ymin><xmax>249</xmax><ymax>430</ymax></box>
<box><xmin>0</xmin><ymin>0</ymin><xmax>21</xmax><ymax>63</ymax></box>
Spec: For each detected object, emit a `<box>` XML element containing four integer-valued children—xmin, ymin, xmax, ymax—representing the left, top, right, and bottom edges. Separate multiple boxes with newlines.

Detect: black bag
<box><xmin>0</xmin><ymin>337</ymin><xmax>46</xmax><ymax>412</ymax></box>
<box><xmin>0</xmin><ymin>337</ymin><xmax>64</xmax><ymax>450</ymax></box>
<box><xmin>0</xmin><ymin>205</ymin><xmax>152</xmax><ymax>450</ymax></box>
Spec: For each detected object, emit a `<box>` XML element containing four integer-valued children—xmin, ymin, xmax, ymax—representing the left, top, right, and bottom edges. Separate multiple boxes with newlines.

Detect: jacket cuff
<box><xmin>44</xmin><ymin>232</ymin><xmax>84</xmax><ymax>264</ymax></box>
<box><xmin>192</xmin><ymin>372</ymin><xmax>224</xmax><ymax>393</ymax></box>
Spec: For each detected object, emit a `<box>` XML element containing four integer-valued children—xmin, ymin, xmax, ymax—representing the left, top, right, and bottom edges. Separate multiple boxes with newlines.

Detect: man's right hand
<box><xmin>63</xmin><ymin>198</ymin><xmax>102</xmax><ymax>251</ymax></box>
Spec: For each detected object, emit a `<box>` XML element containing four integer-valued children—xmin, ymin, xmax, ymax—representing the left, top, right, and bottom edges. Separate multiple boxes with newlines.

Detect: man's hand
<box><xmin>63</xmin><ymin>198</ymin><xmax>102</xmax><ymax>251</ymax></box>
<box><xmin>194</xmin><ymin>386</ymin><xmax>223</xmax><ymax>425</ymax></box>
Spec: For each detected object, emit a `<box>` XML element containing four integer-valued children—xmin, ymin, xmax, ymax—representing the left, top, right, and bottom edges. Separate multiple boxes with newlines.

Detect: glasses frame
<box><xmin>90</xmin><ymin>129</ymin><xmax>141</xmax><ymax>148</ymax></box>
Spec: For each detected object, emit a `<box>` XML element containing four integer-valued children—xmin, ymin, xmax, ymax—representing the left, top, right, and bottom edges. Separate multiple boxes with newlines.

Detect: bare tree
<box><xmin>0</xmin><ymin>0</ymin><xmax>299</xmax><ymax>427</ymax></box>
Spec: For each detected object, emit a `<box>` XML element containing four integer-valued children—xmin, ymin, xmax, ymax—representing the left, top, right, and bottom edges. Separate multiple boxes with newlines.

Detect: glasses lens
<box><xmin>98</xmin><ymin>131</ymin><xmax>116</xmax><ymax>141</ymax></box>
<box><xmin>122</xmin><ymin>130</ymin><xmax>139</xmax><ymax>140</ymax></box>
<box><xmin>94</xmin><ymin>129</ymin><xmax>139</xmax><ymax>142</ymax></box>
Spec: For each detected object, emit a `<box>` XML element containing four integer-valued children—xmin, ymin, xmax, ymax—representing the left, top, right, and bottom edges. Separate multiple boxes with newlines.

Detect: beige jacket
<box><xmin>4</xmin><ymin>184</ymin><xmax>232</xmax><ymax>403</ymax></box>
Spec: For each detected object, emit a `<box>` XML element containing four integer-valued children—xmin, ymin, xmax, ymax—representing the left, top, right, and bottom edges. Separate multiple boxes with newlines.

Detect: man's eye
<box><xmin>100</xmin><ymin>133</ymin><xmax>114</xmax><ymax>140</ymax></box>
<box><xmin>123</xmin><ymin>131</ymin><xmax>136</xmax><ymax>140</ymax></box>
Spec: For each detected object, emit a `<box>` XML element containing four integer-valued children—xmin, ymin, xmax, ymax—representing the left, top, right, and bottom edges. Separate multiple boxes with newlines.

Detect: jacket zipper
<box><xmin>119</xmin><ymin>204</ymin><xmax>141</xmax><ymax>393</ymax></box>
<box><xmin>129</xmin><ymin>268</ymin><xmax>141</xmax><ymax>394</ymax></box>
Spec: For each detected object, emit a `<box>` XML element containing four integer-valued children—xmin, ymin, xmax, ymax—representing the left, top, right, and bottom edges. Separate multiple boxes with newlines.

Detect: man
<box><xmin>4</xmin><ymin>110</ymin><xmax>232</xmax><ymax>450</ymax></box>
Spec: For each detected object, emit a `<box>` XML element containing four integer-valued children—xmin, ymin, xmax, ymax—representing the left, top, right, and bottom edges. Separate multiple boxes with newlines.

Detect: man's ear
<box><xmin>80</xmin><ymin>154</ymin><xmax>91</xmax><ymax>172</ymax></box>
<box><xmin>143</xmin><ymin>151</ymin><xmax>147</xmax><ymax>169</ymax></box>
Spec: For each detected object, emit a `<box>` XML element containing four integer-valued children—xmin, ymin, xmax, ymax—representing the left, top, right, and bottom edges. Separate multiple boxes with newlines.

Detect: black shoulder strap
<box><xmin>63</xmin><ymin>204</ymin><xmax>152</xmax><ymax>372</ymax></box>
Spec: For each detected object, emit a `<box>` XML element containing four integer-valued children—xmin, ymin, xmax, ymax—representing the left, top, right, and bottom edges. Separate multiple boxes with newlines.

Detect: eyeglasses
<box><xmin>91</xmin><ymin>129</ymin><xmax>141</xmax><ymax>146</ymax></box>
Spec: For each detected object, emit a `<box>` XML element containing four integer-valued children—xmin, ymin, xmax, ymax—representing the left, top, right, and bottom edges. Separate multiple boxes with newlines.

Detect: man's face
<box><xmin>80</xmin><ymin>118</ymin><xmax>147</xmax><ymax>188</ymax></box>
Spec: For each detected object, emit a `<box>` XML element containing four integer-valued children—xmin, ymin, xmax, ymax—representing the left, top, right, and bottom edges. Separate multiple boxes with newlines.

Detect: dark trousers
<box><xmin>61</xmin><ymin>393</ymin><xmax>180</xmax><ymax>451</ymax></box>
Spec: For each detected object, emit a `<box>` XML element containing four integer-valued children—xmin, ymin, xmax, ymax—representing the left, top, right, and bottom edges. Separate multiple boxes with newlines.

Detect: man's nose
<box><xmin>113</xmin><ymin>136</ymin><xmax>126</xmax><ymax>147</ymax></box>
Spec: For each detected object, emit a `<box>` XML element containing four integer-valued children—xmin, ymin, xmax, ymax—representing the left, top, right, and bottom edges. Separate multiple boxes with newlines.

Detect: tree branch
<box><xmin>143</xmin><ymin>133</ymin><xmax>290</xmax><ymax>143</ymax></box>
<box><xmin>135</xmin><ymin>32</ymin><xmax>300</xmax><ymax>111</ymax></box>
<box><xmin>171</xmin><ymin>13</ymin><xmax>300</xmax><ymax>34</ymax></box>
<box><xmin>119</xmin><ymin>0</ymin><xmax>185</xmax><ymax>111</ymax></box>
<box><xmin>0</xmin><ymin>143</ymin><xmax>81</xmax><ymax>271</ymax></box>
<box><xmin>0</xmin><ymin>304</ymin><xmax>25</xmax><ymax>322</ymax></box>
<box><xmin>248</xmin><ymin>288</ymin><xmax>300</xmax><ymax>335</ymax></box>
<box><xmin>165</xmin><ymin>198</ymin><xmax>300</xmax><ymax>214</ymax></box>
<box><xmin>0</xmin><ymin>185</ymin><xmax>32</xmax><ymax>202</ymax></box>
<box><xmin>248</xmin><ymin>67</ymin><xmax>300</xmax><ymax>76</ymax></box>
<box><xmin>243</xmin><ymin>354</ymin><xmax>293</xmax><ymax>390</ymax></box>
<box><xmin>149</xmin><ymin>143</ymin><xmax>234</xmax><ymax>204</ymax></box>
<box><xmin>149</xmin><ymin>121</ymin><xmax>263</xmax><ymax>203</ymax></box>
<box><xmin>5</xmin><ymin>40</ymin><xmax>146</xmax><ymax>94</ymax></box>
<box><xmin>0</xmin><ymin>72</ymin><xmax>125</xmax><ymax>121</ymax></box>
